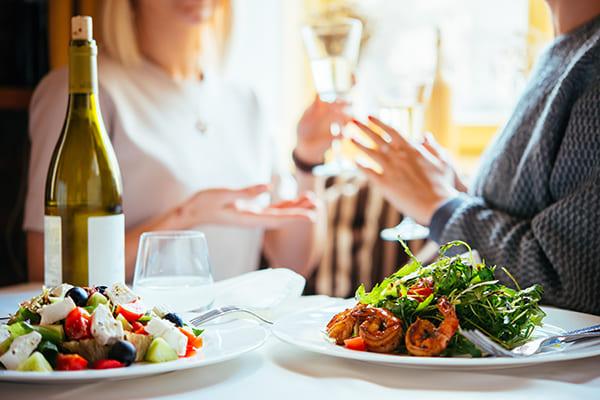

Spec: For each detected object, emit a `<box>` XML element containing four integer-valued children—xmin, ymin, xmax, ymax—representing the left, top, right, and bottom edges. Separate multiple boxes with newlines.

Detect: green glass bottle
<box><xmin>44</xmin><ymin>16</ymin><xmax>124</xmax><ymax>287</ymax></box>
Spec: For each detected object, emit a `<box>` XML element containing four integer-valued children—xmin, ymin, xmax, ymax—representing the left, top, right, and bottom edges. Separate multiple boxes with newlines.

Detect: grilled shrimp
<box><xmin>405</xmin><ymin>296</ymin><xmax>459</xmax><ymax>356</ymax></box>
<box><xmin>326</xmin><ymin>304</ymin><xmax>364</xmax><ymax>345</ymax></box>
<box><xmin>351</xmin><ymin>307</ymin><xmax>403</xmax><ymax>353</ymax></box>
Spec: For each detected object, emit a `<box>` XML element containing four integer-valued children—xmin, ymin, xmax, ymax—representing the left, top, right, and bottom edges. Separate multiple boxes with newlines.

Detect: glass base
<box><xmin>312</xmin><ymin>158</ymin><xmax>357</xmax><ymax>177</ymax></box>
<box><xmin>380</xmin><ymin>218</ymin><xmax>430</xmax><ymax>241</ymax></box>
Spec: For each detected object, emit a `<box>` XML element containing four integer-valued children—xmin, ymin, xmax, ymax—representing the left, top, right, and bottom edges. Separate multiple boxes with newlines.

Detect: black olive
<box><xmin>108</xmin><ymin>340</ymin><xmax>137</xmax><ymax>366</ymax></box>
<box><xmin>163</xmin><ymin>313</ymin><xmax>184</xmax><ymax>327</ymax></box>
<box><xmin>66</xmin><ymin>287</ymin><xmax>89</xmax><ymax>307</ymax></box>
<box><xmin>95</xmin><ymin>285</ymin><xmax>108</xmax><ymax>296</ymax></box>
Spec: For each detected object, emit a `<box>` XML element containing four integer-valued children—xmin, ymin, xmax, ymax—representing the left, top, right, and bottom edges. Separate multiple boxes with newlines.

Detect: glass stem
<box><xmin>329</xmin><ymin>122</ymin><xmax>344</xmax><ymax>165</ymax></box>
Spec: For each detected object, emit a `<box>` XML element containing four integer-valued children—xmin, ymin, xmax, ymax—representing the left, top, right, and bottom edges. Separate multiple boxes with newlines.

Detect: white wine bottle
<box><xmin>44</xmin><ymin>16</ymin><xmax>124</xmax><ymax>287</ymax></box>
<box><xmin>425</xmin><ymin>28</ymin><xmax>453</xmax><ymax>148</ymax></box>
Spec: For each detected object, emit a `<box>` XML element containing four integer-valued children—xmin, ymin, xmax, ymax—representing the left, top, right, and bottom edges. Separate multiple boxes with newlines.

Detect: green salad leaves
<box><xmin>356</xmin><ymin>241</ymin><xmax>545</xmax><ymax>356</ymax></box>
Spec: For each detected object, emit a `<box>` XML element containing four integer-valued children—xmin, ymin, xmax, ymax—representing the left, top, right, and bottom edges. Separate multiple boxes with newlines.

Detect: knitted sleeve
<box><xmin>430</xmin><ymin>84</ymin><xmax>600</xmax><ymax>315</ymax></box>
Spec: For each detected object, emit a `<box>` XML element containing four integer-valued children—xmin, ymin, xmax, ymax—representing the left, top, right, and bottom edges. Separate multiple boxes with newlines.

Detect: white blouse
<box><xmin>24</xmin><ymin>57</ymin><xmax>288</xmax><ymax>280</ymax></box>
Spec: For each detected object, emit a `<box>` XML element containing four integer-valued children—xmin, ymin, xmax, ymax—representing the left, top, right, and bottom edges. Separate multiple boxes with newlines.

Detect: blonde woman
<box><xmin>25</xmin><ymin>0</ymin><xmax>347</xmax><ymax>281</ymax></box>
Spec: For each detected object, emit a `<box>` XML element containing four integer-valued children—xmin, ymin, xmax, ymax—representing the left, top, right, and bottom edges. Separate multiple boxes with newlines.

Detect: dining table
<box><xmin>1</xmin><ymin>282</ymin><xmax>599</xmax><ymax>400</ymax></box>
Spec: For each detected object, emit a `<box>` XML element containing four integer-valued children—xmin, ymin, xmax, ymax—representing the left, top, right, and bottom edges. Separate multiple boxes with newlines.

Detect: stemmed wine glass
<box><xmin>377</xmin><ymin>80</ymin><xmax>432</xmax><ymax>241</ymax></box>
<box><xmin>302</xmin><ymin>17</ymin><xmax>362</xmax><ymax>177</ymax></box>
<box><xmin>364</xmin><ymin>25</ymin><xmax>437</xmax><ymax>241</ymax></box>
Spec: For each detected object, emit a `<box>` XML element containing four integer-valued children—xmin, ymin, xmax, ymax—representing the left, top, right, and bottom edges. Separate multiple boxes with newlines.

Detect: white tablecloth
<box><xmin>1</xmin><ymin>284</ymin><xmax>599</xmax><ymax>400</ymax></box>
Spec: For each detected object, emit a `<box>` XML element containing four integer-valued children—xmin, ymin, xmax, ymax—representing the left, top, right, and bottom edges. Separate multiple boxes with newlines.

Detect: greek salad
<box><xmin>0</xmin><ymin>283</ymin><xmax>204</xmax><ymax>372</ymax></box>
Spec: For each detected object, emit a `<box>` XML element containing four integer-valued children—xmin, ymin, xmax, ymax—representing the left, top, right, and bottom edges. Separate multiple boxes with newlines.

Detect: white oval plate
<box><xmin>272</xmin><ymin>301</ymin><xmax>600</xmax><ymax>370</ymax></box>
<box><xmin>0</xmin><ymin>319</ymin><xmax>268</xmax><ymax>383</ymax></box>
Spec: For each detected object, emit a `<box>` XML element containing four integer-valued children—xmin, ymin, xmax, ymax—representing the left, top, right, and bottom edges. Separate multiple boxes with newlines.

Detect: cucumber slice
<box><xmin>16</xmin><ymin>352</ymin><xmax>53</xmax><ymax>372</ymax></box>
<box><xmin>32</xmin><ymin>324</ymin><xmax>65</xmax><ymax>345</ymax></box>
<box><xmin>7</xmin><ymin>322</ymin><xmax>33</xmax><ymax>337</ymax></box>
<box><xmin>144</xmin><ymin>337</ymin><xmax>178</xmax><ymax>363</ymax></box>
<box><xmin>87</xmin><ymin>292</ymin><xmax>108</xmax><ymax>307</ymax></box>
<box><xmin>37</xmin><ymin>340</ymin><xmax>59</xmax><ymax>367</ymax></box>
<box><xmin>7</xmin><ymin>322</ymin><xmax>64</xmax><ymax>344</ymax></box>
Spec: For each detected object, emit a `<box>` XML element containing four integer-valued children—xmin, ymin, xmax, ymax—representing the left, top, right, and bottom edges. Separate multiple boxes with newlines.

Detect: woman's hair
<box><xmin>100</xmin><ymin>0</ymin><xmax>232</xmax><ymax>67</ymax></box>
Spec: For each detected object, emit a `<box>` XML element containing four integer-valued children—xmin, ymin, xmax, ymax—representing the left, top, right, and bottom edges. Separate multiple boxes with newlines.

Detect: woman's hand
<box><xmin>421</xmin><ymin>132</ymin><xmax>468</xmax><ymax>193</ymax></box>
<box><xmin>351</xmin><ymin>117</ymin><xmax>459</xmax><ymax>226</ymax></box>
<box><xmin>176</xmin><ymin>184</ymin><xmax>317</xmax><ymax>229</ymax></box>
<box><xmin>294</xmin><ymin>96</ymin><xmax>352</xmax><ymax>165</ymax></box>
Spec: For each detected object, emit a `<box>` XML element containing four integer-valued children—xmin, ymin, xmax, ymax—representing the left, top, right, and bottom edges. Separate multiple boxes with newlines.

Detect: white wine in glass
<box><xmin>378</xmin><ymin>80</ymin><xmax>434</xmax><ymax>242</ymax></box>
<box><xmin>302</xmin><ymin>18</ymin><xmax>362</xmax><ymax>176</ymax></box>
<box><xmin>367</xmin><ymin>27</ymin><xmax>437</xmax><ymax>242</ymax></box>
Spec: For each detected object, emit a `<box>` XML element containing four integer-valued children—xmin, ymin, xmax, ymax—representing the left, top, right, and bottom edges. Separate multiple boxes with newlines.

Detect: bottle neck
<box><xmin>67</xmin><ymin>93</ymin><xmax>97</xmax><ymax>112</ymax></box>
<box><xmin>69</xmin><ymin>39</ymin><xmax>98</xmax><ymax>94</ymax></box>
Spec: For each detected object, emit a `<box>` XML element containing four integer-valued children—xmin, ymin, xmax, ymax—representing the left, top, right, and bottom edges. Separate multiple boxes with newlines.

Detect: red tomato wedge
<box><xmin>407</xmin><ymin>286</ymin><xmax>433</xmax><ymax>301</ymax></box>
<box><xmin>56</xmin><ymin>354</ymin><xmax>88</xmax><ymax>371</ymax></box>
<box><xmin>64</xmin><ymin>307</ymin><xmax>92</xmax><ymax>340</ymax></box>
<box><xmin>116</xmin><ymin>301</ymin><xmax>146</xmax><ymax>323</ymax></box>
<box><xmin>183</xmin><ymin>346</ymin><xmax>197</xmax><ymax>358</ymax></box>
<box><xmin>93</xmin><ymin>359</ymin><xmax>125</xmax><ymax>369</ymax></box>
<box><xmin>344</xmin><ymin>337</ymin><xmax>366</xmax><ymax>351</ymax></box>
<box><xmin>131</xmin><ymin>321</ymin><xmax>148</xmax><ymax>335</ymax></box>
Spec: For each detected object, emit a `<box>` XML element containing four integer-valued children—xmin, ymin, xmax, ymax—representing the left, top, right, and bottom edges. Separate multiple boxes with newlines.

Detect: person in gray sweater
<box><xmin>351</xmin><ymin>1</ymin><xmax>600</xmax><ymax>315</ymax></box>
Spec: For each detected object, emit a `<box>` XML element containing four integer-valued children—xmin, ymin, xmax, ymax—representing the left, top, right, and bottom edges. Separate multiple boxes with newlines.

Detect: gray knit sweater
<box><xmin>430</xmin><ymin>16</ymin><xmax>600</xmax><ymax>315</ymax></box>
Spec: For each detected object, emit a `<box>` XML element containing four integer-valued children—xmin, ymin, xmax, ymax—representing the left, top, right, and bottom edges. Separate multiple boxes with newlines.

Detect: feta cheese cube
<box><xmin>106</xmin><ymin>283</ymin><xmax>139</xmax><ymax>306</ymax></box>
<box><xmin>39</xmin><ymin>297</ymin><xmax>76</xmax><ymax>325</ymax></box>
<box><xmin>49</xmin><ymin>283</ymin><xmax>73</xmax><ymax>298</ymax></box>
<box><xmin>91</xmin><ymin>304</ymin><xmax>124</xmax><ymax>346</ymax></box>
<box><xmin>161</xmin><ymin>327</ymin><xmax>188</xmax><ymax>356</ymax></box>
<box><xmin>144</xmin><ymin>317</ymin><xmax>173</xmax><ymax>338</ymax></box>
<box><xmin>144</xmin><ymin>318</ymin><xmax>188</xmax><ymax>356</ymax></box>
<box><xmin>0</xmin><ymin>325</ymin><xmax>10</xmax><ymax>344</ymax></box>
<box><xmin>0</xmin><ymin>331</ymin><xmax>42</xmax><ymax>370</ymax></box>
<box><xmin>152</xmin><ymin>304</ymin><xmax>169</xmax><ymax>318</ymax></box>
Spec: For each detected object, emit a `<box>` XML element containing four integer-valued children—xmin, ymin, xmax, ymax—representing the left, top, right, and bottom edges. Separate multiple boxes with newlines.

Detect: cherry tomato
<box><xmin>92</xmin><ymin>359</ymin><xmax>125</xmax><ymax>369</ymax></box>
<box><xmin>116</xmin><ymin>301</ymin><xmax>146</xmax><ymax>323</ymax></box>
<box><xmin>407</xmin><ymin>277</ymin><xmax>434</xmax><ymax>302</ymax></box>
<box><xmin>344</xmin><ymin>337</ymin><xmax>366</xmax><ymax>351</ymax></box>
<box><xmin>56</xmin><ymin>354</ymin><xmax>88</xmax><ymax>371</ymax></box>
<box><xmin>64</xmin><ymin>307</ymin><xmax>92</xmax><ymax>340</ymax></box>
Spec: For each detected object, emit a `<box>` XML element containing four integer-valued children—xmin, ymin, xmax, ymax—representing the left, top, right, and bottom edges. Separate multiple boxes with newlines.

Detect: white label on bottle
<box><xmin>88</xmin><ymin>214</ymin><xmax>125</xmax><ymax>286</ymax></box>
<box><xmin>44</xmin><ymin>216</ymin><xmax>62</xmax><ymax>287</ymax></box>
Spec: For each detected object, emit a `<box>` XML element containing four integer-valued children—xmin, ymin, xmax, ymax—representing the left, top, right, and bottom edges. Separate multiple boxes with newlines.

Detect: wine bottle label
<box><xmin>44</xmin><ymin>216</ymin><xmax>63</xmax><ymax>287</ymax></box>
<box><xmin>44</xmin><ymin>214</ymin><xmax>124</xmax><ymax>287</ymax></box>
<box><xmin>88</xmin><ymin>214</ymin><xmax>125</xmax><ymax>286</ymax></box>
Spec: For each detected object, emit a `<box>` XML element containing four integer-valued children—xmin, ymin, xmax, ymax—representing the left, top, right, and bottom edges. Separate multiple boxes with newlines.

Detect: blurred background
<box><xmin>0</xmin><ymin>0</ymin><xmax>553</xmax><ymax>287</ymax></box>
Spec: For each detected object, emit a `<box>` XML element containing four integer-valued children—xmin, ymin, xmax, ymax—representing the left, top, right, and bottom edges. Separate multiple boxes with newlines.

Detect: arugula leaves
<box><xmin>355</xmin><ymin>241</ymin><xmax>545</xmax><ymax>354</ymax></box>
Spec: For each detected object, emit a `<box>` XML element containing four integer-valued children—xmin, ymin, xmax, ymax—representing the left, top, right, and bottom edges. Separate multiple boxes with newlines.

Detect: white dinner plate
<box><xmin>272</xmin><ymin>300</ymin><xmax>600</xmax><ymax>370</ymax></box>
<box><xmin>0</xmin><ymin>319</ymin><xmax>268</xmax><ymax>383</ymax></box>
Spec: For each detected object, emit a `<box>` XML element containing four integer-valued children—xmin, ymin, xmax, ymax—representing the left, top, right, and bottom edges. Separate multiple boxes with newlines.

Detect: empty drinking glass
<box><xmin>133</xmin><ymin>231</ymin><xmax>215</xmax><ymax>313</ymax></box>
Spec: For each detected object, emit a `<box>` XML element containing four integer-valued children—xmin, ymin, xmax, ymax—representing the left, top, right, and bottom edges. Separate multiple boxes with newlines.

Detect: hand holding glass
<box><xmin>302</xmin><ymin>17</ymin><xmax>362</xmax><ymax>176</ymax></box>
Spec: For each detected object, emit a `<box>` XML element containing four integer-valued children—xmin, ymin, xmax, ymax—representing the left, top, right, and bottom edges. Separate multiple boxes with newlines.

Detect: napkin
<box><xmin>211</xmin><ymin>268</ymin><xmax>306</xmax><ymax>319</ymax></box>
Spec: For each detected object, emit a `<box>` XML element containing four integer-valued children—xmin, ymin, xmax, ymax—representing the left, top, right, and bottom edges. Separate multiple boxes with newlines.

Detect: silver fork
<box><xmin>188</xmin><ymin>306</ymin><xmax>273</xmax><ymax>326</ymax></box>
<box><xmin>460</xmin><ymin>328</ymin><xmax>600</xmax><ymax>357</ymax></box>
